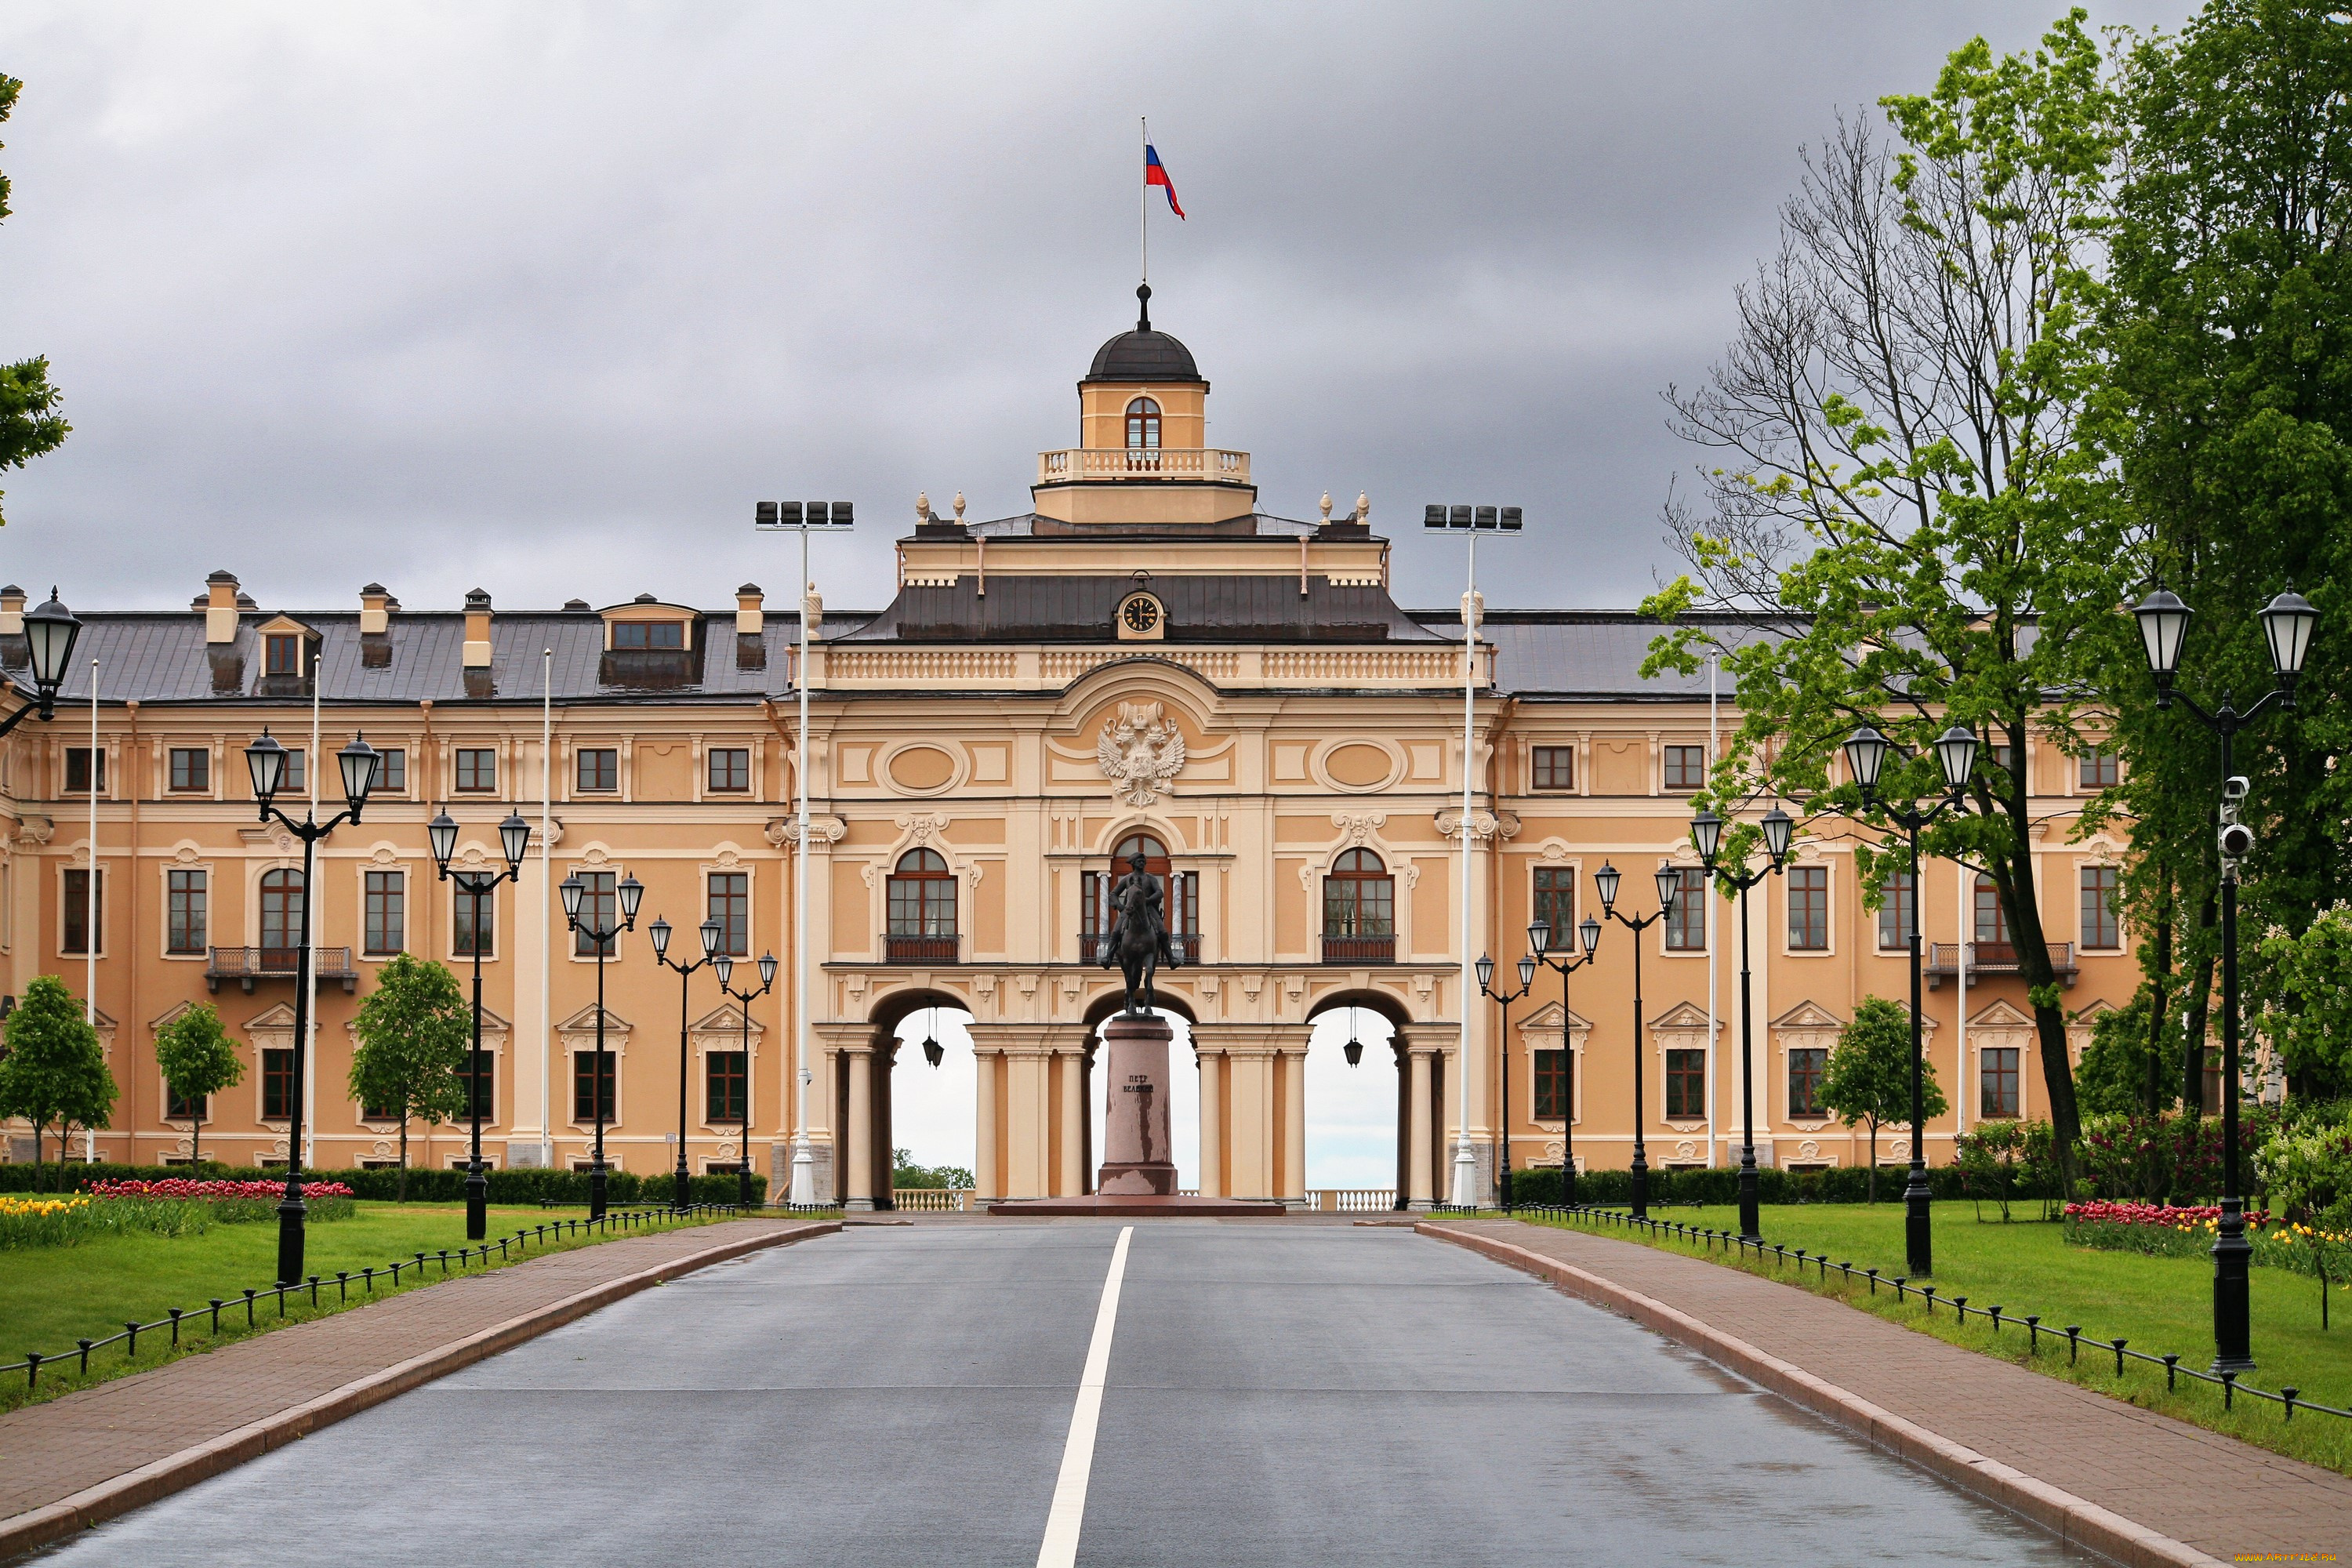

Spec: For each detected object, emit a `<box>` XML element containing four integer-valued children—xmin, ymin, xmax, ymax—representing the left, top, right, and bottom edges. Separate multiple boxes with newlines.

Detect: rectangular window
<box><xmin>64</xmin><ymin>747</ymin><xmax>104</xmax><ymax>794</ymax></box>
<box><xmin>1665</xmin><ymin>868</ymin><xmax>1708</xmax><ymax>951</ymax></box>
<box><xmin>1980</xmin><ymin>1047</ymin><xmax>2020</xmax><ymax>1118</ymax></box>
<box><xmin>2078</xmin><ymin>749</ymin><xmax>2118</xmax><ymax>789</ymax></box>
<box><xmin>2081</xmin><ymin>865</ymin><xmax>2120</xmax><ymax>949</ymax></box>
<box><xmin>573</xmin><ymin>870</ymin><xmax>617</xmax><ymax>956</ymax></box>
<box><xmin>1531</xmin><ymin>866</ymin><xmax>1576</xmax><ymax>949</ymax></box>
<box><xmin>169</xmin><ymin>747</ymin><xmax>210</xmax><ymax>792</ymax></box>
<box><xmin>576</xmin><ymin>748</ymin><xmax>618</xmax><ymax>793</ymax></box>
<box><xmin>1992</xmin><ymin>742</ymin><xmax>2016</xmax><ymax>778</ymax></box>
<box><xmin>365</xmin><ymin>869</ymin><xmax>405</xmax><ymax>956</ymax></box>
<box><xmin>707</xmin><ymin>1051</ymin><xmax>746</xmax><ymax>1123</ymax></box>
<box><xmin>263</xmin><ymin>1047</ymin><xmax>296</xmax><ymax>1120</ymax></box>
<box><xmin>265</xmin><ymin>634</ymin><xmax>303</xmax><ymax>677</ymax></box>
<box><xmin>1663</xmin><ymin>744</ymin><xmax>1706</xmax><ymax>792</ymax></box>
<box><xmin>1787</xmin><ymin>866</ymin><xmax>1828</xmax><ymax>951</ymax></box>
<box><xmin>463</xmin><ymin>1049</ymin><xmax>493</xmax><ymax>1122</ymax></box>
<box><xmin>707</xmin><ymin>872</ymin><xmax>750</xmax><ymax>956</ymax></box>
<box><xmin>1974</xmin><ymin>874</ymin><xmax>2009</xmax><ymax>945</ymax></box>
<box><xmin>1788</xmin><ymin>1047</ymin><xmax>1828</xmax><ymax>1118</ymax></box>
<box><xmin>707</xmin><ymin>747</ymin><xmax>750</xmax><ymax>793</ymax></box>
<box><xmin>573</xmin><ymin>1051</ymin><xmax>615</xmax><ymax>1122</ymax></box>
<box><xmin>361</xmin><ymin>1091</ymin><xmax>401</xmax><ymax>1121</ymax></box>
<box><xmin>166</xmin><ymin>869</ymin><xmax>207</xmax><ymax>955</ymax></box>
<box><xmin>455</xmin><ymin>748</ymin><xmax>496</xmax><ymax>793</ymax></box>
<box><xmin>166</xmin><ymin>1087</ymin><xmax>209</xmax><ymax>1122</ymax></box>
<box><xmin>1665</xmin><ymin>1047</ymin><xmax>1707</xmax><ymax>1119</ymax></box>
<box><xmin>612</xmin><ymin>621</ymin><xmax>684</xmax><ymax>650</ymax></box>
<box><xmin>1534</xmin><ymin>1048</ymin><xmax>1568</xmax><ymax>1120</ymax></box>
<box><xmin>281</xmin><ymin>747</ymin><xmax>306</xmax><ymax>791</ymax></box>
<box><xmin>376</xmin><ymin>748</ymin><xmax>406</xmax><ymax>791</ymax></box>
<box><xmin>1531</xmin><ymin>746</ymin><xmax>1575</xmax><ymax>791</ymax></box>
<box><xmin>62</xmin><ymin>868</ymin><xmax>102</xmax><ymax>954</ymax></box>
<box><xmin>1877</xmin><ymin>869</ymin><xmax>1915</xmax><ymax>952</ymax></box>
<box><xmin>453</xmin><ymin>884</ymin><xmax>495</xmax><ymax>957</ymax></box>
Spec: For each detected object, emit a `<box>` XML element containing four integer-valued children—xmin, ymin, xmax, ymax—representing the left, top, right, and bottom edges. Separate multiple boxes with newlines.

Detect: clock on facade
<box><xmin>1116</xmin><ymin>592</ymin><xmax>1164</xmax><ymax>641</ymax></box>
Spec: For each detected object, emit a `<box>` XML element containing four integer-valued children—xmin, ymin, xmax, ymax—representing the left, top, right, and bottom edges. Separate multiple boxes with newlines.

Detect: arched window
<box><xmin>1083</xmin><ymin>833</ymin><xmax>1199</xmax><ymax>961</ymax></box>
<box><xmin>887</xmin><ymin>848</ymin><xmax>957</xmax><ymax>961</ymax></box>
<box><xmin>260</xmin><ymin>868</ymin><xmax>305</xmax><ymax>966</ymax></box>
<box><xmin>1125</xmin><ymin>397</ymin><xmax>1161</xmax><ymax>451</ymax></box>
<box><xmin>1323</xmin><ymin>848</ymin><xmax>1395</xmax><ymax>962</ymax></box>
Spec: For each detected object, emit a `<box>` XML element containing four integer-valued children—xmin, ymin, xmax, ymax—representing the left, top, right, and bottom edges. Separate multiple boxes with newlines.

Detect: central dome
<box><xmin>1081</xmin><ymin>282</ymin><xmax>1206</xmax><ymax>385</ymax></box>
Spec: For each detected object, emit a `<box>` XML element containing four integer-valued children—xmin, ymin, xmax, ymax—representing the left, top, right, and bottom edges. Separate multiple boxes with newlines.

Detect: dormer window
<box><xmin>265</xmin><ymin>635</ymin><xmax>302</xmax><ymax>676</ymax></box>
<box><xmin>612</xmin><ymin>621</ymin><xmax>684</xmax><ymax>650</ymax></box>
<box><xmin>1125</xmin><ymin>397</ymin><xmax>1160</xmax><ymax>450</ymax></box>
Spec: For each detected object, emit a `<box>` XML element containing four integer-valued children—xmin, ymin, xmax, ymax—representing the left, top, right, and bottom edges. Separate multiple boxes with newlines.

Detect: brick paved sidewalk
<box><xmin>1432</xmin><ymin>1219</ymin><xmax>2352</xmax><ymax>1564</ymax></box>
<box><xmin>0</xmin><ymin>1216</ymin><xmax>835</xmax><ymax>1559</ymax></box>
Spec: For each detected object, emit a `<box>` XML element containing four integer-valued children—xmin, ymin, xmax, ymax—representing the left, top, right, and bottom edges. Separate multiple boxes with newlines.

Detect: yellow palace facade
<box><xmin>0</xmin><ymin>296</ymin><xmax>2138</xmax><ymax>1207</ymax></box>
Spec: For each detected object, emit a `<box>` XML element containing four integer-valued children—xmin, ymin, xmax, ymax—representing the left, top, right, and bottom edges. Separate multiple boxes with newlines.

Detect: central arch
<box><xmin>1304</xmin><ymin>989</ymin><xmax>1439</xmax><ymax>1211</ymax></box>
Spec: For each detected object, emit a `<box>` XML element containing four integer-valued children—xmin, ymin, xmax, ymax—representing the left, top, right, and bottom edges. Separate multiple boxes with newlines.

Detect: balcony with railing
<box><xmin>1036</xmin><ymin>448</ymin><xmax>1252</xmax><ymax>485</ymax></box>
<box><xmin>205</xmin><ymin>946</ymin><xmax>360</xmax><ymax>994</ymax></box>
<box><xmin>1924</xmin><ymin>941</ymin><xmax>2077</xmax><ymax>990</ymax></box>
<box><xmin>883</xmin><ymin>933</ymin><xmax>960</xmax><ymax>964</ymax></box>
<box><xmin>1321</xmin><ymin>932</ymin><xmax>1396</xmax><ymax>964</ymax></box>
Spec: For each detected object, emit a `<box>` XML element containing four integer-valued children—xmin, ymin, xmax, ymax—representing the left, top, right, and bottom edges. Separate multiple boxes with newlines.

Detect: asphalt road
<box><xmin>38</xmin><ymin>1221</ymin><xmax>2072</xmax><ymax>1566</ymax></box>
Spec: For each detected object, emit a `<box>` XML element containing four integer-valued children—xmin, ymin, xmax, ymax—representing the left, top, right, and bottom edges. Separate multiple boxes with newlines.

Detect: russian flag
<box><xmin>1145</xmin><ymin>143</ymin><xmax>1185</xmax><ymax>219</ymax></box>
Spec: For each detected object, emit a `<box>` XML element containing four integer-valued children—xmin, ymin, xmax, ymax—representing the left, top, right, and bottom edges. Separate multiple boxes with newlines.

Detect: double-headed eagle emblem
<box><xmin>1096</xmin><ymin>701</ymin><xmax>1186</xmax><ymax>807</ymax></box>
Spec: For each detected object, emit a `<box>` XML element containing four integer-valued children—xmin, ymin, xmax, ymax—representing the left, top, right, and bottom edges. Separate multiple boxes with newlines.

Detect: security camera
<box><xmin>2221</xmin><ymin>775</ymin><xmax>2251</xmax><ymax>807</ymax></box>
<box><xmin>2220</xmin><ymin>820</ymin><xmax>2255</xmax><ymax>860</ymax></box>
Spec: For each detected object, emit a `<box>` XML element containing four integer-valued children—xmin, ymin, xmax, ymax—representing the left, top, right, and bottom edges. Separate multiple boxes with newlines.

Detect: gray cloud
<box><xmin>0</xmin><ymin>1</ymin><xmax>2197</xmax><ymax>619</ymax></box>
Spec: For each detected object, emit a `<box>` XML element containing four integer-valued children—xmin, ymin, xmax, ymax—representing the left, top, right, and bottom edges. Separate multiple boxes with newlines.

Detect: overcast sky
<box><xmin>0</xmin><ymin>2</ymin><xmax>2198</xmax><ymax>621</ymax></box>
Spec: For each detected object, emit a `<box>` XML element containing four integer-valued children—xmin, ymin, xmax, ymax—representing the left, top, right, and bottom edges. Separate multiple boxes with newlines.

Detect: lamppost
<box><xmin>649</xmin><ymin>913</ymin><xmax>725</xmax><ymax>1210</ymax></box>
<box><xmin>428</xmin><ymin>808</ymin><xmax>532</xmax><ymax>1241</ymax></box>
<box><xmin>1598</xmin><ymin>860</ymin><xmax>1682</xmax><ymax>1219</ymax></box>
<box><xmin>560</xmin><ymin>869</ymin><xmax>642</xmax><ymax>1221</ymax></box>
<box><xmin>245</xmin><ymin>728</ymin><xmax>381</xmax><ymax>1286</ymax></box>
<box><xmin>1527</xmin><ymin>909</ymin><xmax>1602</xmax><ymax>1206</ymax></box>
<box><xmin>0</xmin><ymin>588</ymin><xmax>82</xmax><ymax>739</ymax></box>
<box><xmin>712</xmin><ymin>948</ymin><xmax>779</xmax><ymax>1208</ymax></box>
<box><xmin>1838</xmin><ymin>722</ymin><xmax>1979</xmax><ymax>1279</ymax></box>
<box><xmin>2132</xmin><ymin>583</ymin><xmax>2318</xmax><ymax>1374</ymax></box>
<box><xmin>1474</xmin><ymin>952</ymin><xmax>1539</xmax><ymax>1212</ymax></box>
<box><xmin>755</xmin><ymin>498</ymin><xmax>854</xmax><ymax>1208</ymax></box>
<box><xmin>1691</xmin><ymin>802</ymin><xmax>1792</xmax><ymax>1243</ymax></box>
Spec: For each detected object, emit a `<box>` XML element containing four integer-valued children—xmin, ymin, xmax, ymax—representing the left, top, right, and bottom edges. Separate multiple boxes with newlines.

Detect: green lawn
<box><xmin>1512</xmin><ymin>1201</ymin><xmax>2352</xmax><ymax>1475</ymax></box>
<box><xmin>0</xmin><ymin>1202</ymin><xmax>728</xmax><ymax>1413</ymax></box>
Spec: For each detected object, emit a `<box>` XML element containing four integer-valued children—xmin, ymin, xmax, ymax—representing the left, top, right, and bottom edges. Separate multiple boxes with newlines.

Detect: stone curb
<box><xmin>1418</xmin><ymin>1222</ymin><xmax>2222</xmax><ymax>1568</ymax></box>
<box><xmin>0</xmin><ymin>1219</ymin><xmax>842</xmax><ymax>1564</ymax></box>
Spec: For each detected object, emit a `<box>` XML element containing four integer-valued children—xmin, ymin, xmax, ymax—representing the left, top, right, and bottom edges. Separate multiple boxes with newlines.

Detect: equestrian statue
<box><xmin>1098</xmin><ymin>848</ymin><xmax>1180</xmax><ymax>1015</ymax></box>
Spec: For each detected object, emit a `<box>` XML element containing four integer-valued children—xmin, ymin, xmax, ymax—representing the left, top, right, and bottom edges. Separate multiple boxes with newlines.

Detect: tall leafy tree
<box><xmin>0</xmin><ymin>74</ymin><xmax>69</xmax><ymax>522</ymax></box>
<box><xmin>2089</xmin><ymin>0</ymin><xmax>2352</xmax><ymax>1104</ymax></box>
<box><xmin>0</xmin><ymin>975</ymin><xmax>116</xmax><ymax>1189</ymax></box>
<box><xmin>347</xmin><ymin>953</ymin><xmax>470</xmax><ymax>1200</ymax></box>
<box><xmin>1642</xmin><ymin>13</ymin><xmax>2126</xmax><ymax>1186</ymax></box>
<box><xmin>153</xmin><ymin>1003</ymin><xmax>244</xmax><ymax>1167</ymax></box>
<box><xmin>1821</xmin><ymin>996</ymin><xmax>1950</xmax><ymax>1201</ymax></box>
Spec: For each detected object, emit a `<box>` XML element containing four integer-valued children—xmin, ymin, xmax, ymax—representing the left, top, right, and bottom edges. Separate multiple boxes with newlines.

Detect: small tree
<box><xmin>0</xmin><ymin>975</ymin><xmax>116</xmax><ymax>1189</ymax></box>
<box><xmin>1820</xmin><ymin>996</ymin><xmax>1947</xmax><ymax>1202</ymax></box>
<box><xmin>153</xmin><ymin>1003</ymin><xmax>244</xmax><ymax>1167</ymax></box>
<box><xmin>348</xmin><ymin>953</ymin><xmax>470</xmax><ymax>1200</ymax></box>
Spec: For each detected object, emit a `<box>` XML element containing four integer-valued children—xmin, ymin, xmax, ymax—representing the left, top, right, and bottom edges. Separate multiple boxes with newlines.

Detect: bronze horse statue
<box><xmin>1098</xmin><ymin>849</ymin><xmax>1179</xmax><ymax>1015</ymax></box>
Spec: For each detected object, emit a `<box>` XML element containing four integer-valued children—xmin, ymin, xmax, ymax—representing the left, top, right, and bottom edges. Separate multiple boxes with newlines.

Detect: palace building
<box><xmin>0</xmin><ymin>292</ymin><xmax>2136</xmax><ymax>1206</ymax></box>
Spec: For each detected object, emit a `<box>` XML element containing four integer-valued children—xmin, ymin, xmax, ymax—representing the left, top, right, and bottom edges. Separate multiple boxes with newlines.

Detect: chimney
<box><xmin>735</xmin><ymin>583</ymin><xmax>766</xmax><ymax>671</ymax></box>
<box><xmin>359</xmin><ymin>583</ymin><xmax>395</xmax><ymax>668</ymax></box>
<box><xmin>461</xmin><ymin>589</ymin><xmax>494</xmax><ymax>698</ymax></box>
<box><xmin>205</xmin><ymin>571</ymin><xmax>244</xmax><ymax>693</ymax></box>
<box><xmin>0</xmin><ymin>586</ymin><xmax>24</xmax><ymax>671</ymax></box>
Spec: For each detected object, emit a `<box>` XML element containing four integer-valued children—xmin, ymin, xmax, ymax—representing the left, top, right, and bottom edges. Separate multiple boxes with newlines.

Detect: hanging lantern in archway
<box><xmin>1343</xmin><ymin>1006</ymin><xmax>1363</xmax><ymax>1068</ymax></box>
<box><xmin>921</xmin><ymin>1006</ymin><xmax>944</xmax><ymax>1069</ymax></box>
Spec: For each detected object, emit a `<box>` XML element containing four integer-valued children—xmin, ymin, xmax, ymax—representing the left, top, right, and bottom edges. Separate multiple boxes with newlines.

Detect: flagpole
<box><xmin>1140</xmin><ymin>116</ymin><xmax>1149</xmax><ymax>285</ymax></box>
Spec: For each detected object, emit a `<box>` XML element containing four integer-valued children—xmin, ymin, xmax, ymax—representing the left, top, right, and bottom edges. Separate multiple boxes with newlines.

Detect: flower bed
<box><xmin>0</xmin><ymin>1181</ymin><xmax>364</xmax><ymax>1247</ymax></box>
<box><xmin>2063</xmin><ymin>1200</ymin><xmax>2276</xmax><ymax>1263</ymax></box>
<box><xmin>81</xmin><ymin>1178</ymin><xmax>357</xmax><ymax>1225</ymax></box>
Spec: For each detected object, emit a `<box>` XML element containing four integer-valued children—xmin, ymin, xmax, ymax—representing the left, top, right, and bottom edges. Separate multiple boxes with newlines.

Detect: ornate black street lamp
<box><xmin>246</xmin><ymin>727</ymin><xmax>381</xmax><ymax>1286</ymax></box>
<box><xmin>429</xmin><ymin>808</ymin><xmax>532</xmax><ymax>1241</ymax></box>
<box><xmin>1475</xmin><ymin>951</ymin><xmax>1539</xmax><ymax>1212</ymax></box>
<box><xmin>1598</xmin><ymin>860</ymin><xmax>1682</xmax><ymax>1219</ymax></box>
<box><xmin>1693</xmin><ymin>802</ymin><xmax>1792</xmax><ymax>1243</ymax></box>
<box><xmin>0</xmin><ymin>589</ymin><xmax>82</xmax><ymax>739</ymax></box>
<box><xmin>560</xmin><ymin>868</ymin><xmax>642</xmax><ymax>1220</ymax></box>
<box><xmin>649</xmin><ymin>912</ymin><xmax>725</xmax><ymax>1210</ymax></box>
<box><xmin>1839</xmin><ymin>721</ymin><xmax>1977</xmax><ymax>1279</ymax></box>
<box><xmin>1528</xmin><ymin>906</ymin><xmax>1602</xmax><ymax>1206</ymax></box>
<box><xmin>2133</xmin><ymin>583</ymin><xmax>2318</xmax><ymax>1374</ymax></box>
<box><xmin>712</xmin><ymin>948</ymin><xmax>779</xmax><ymax>1208</ymax></box>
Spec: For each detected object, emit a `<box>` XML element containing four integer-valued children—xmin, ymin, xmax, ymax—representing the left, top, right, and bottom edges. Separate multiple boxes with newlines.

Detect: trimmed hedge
<box><xmin>1501</xmin><ymin>1162</ymin><xmax>1979</xmax><ymax>1208</ymax></box>
<box><xmin>0</xmin><ymin>1160</ymin><xmax>764</xmax><ymax>1207</ymax></box>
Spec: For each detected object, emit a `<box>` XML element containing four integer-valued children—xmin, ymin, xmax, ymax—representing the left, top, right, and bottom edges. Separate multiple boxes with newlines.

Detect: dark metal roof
<box><xmin>1408</xmin><ymin>610</ymin><xmax>1783</xmax><ymax>698</ymax></box>
<box><xmin>840</xmin><ymin>575</ymin><xmax>1443</xmax><ymax>645</ymax></box>
<box><xmin>1083</xmin><ymin>329</ymin><xmax>1203</xmax><ymax>385</ymax></box>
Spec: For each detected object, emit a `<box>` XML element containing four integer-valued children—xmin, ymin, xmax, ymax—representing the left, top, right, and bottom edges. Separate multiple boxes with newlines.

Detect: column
<box><xmin>1005</xmin><ymin>1047</ymin><xmax>1050</xmax><ymax>1198</ymax></box>
<box><xmin>1197</xmin><ymin>1049</ymin><xmax>1224</xmax><ymax>1197</ymax></box>
<box><xmin>844</xmin><ymin>1044</ymin><xmax>873</xmax><ymax>1211</ymax></box>
<box><xmin>1058</xmin><ymin>1047</ymin><xmax>1084</xmax><ymax>1196</ymax></box>
<box><xmin>1227</xmin><ymin>1048</ymin><xmax>1275</xmax><ymax>1199</ymax></box>
<box><xmin>1280</xmin><ymin>1046</ymin><xmax>1308</xmax><ymax>1208</ymax></box>
<box><xmin>974</xmin><ymin>1048</ymin><xmax>1000</xmax><ymax>1200</ymax></box>
<box><xmin>1407</xmin><ymin>1047</ymin><xmax>1434</xmax><ymax>1210</ymax></box>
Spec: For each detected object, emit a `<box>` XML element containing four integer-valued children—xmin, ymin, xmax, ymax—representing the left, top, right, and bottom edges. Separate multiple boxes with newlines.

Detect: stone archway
<box><xmin>1303</xmin><ymin>989</ymin><xmax>1439</xmax><ymax>1211</ymax></box>
<box><xmin>840</xmin><ymin>987</ymin><xmax>970</xmax><ymax>1211</ymax></box>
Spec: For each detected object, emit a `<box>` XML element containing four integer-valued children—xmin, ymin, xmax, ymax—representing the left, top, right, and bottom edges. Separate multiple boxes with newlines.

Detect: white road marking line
<box><xmin>1036</xmin><ymin>1225</ymin><xmax>1134</xmax><ymax>1568</ymax></box>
